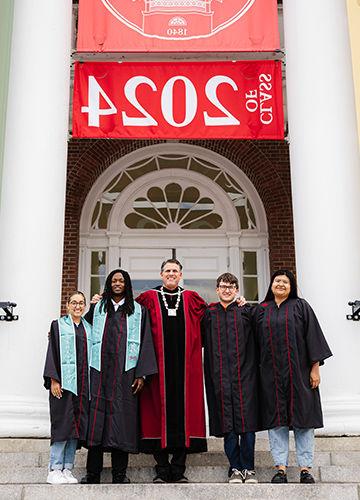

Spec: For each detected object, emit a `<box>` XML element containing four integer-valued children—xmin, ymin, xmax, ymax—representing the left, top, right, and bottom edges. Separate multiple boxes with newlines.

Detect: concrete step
<box><xmin>0</xmin><ymin>483</ymin><xmax>359</xmax><ymax>500</ymax></box>
<box><xmin>1</xmin><ymin>436</ymin><xmax>360</xmax><ymax>452</ymax></box>
<box><xmin>0</xmin><ymin>449</ymin><xmax>335</xmax><ymax>468</ymax></box>
<box><xmin>320</xmin><ymin>466</ymin><xmax>360</xmax><ymax>483</ymax></box>
<box><xmin>3</xmin><ymin>448</ymin><xmax>360</xmax><ymax>469</ymax></box>
<box><xmin>4</xmin><ymin>463</ymin><xmax>360</xmax><ymax>485</ymax></box>
<box><xmin>0</xmin><ymin>465</ymin><xmax>323</xmax><ymax>484</ymax></box>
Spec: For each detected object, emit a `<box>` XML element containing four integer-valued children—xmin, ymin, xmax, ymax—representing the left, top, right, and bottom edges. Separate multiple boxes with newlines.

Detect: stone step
<box><xmin>1</xmin><ymin>436</ymin><xmax>360</xmax><ymax>452</ymax></box>
<box><xmin>0</xmin><ymin>465</ymin><xmax>322</xmax><ymax>484</ymax></box>
<box><xmin>0</xmin><ymin>450</ymin><xmax>335</xmax><ymax>468</ymax></box>
<box><xmin>320</xmin><ymin>465</ymin><xmax>360</xmax><ymax>483</ymax></box>
<box><xmin>0</xmin><ymin>483</ymin><xmax>358</xmax><ymax>500</ymax></box>
<box><xmin>3</xmin><ymin>449</ymin><xmax>360</xmax><ymax>468</ymax></box>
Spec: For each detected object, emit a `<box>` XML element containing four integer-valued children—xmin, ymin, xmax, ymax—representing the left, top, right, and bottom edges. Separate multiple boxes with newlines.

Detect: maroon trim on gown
<box><xmin>137</xmin><ymin>288</ymin><xmax>207</xmax><ymax>452</ymax></box>
<box><xmin>254</xmin><ymin>298</ymin><xmax>332</xmax><ymax>429</ymax></box>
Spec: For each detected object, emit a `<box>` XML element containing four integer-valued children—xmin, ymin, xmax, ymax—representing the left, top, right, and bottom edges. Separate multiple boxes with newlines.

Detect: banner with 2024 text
<box><xmin>77</xmin><ymin>0</ymin><xmax>280</xmax><ymax>53</ymax></box>
<box><xmin>72</xmin><ymin>61</ymin><xmax>284</xmax><ymax>140</ymax></box>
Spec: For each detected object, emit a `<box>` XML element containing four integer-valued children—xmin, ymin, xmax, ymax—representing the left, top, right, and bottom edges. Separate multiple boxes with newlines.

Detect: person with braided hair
<box><xmin>80</xmin><ymin>269</ymin><xmax>157</xmax><ymax>484</ymax></box>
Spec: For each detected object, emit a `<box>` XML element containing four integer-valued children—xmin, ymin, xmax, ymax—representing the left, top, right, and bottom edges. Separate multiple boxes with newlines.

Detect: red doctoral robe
<box><xmin>137</xmin><ymin>289</ymin><xmax>207</xmax><ymax>450</ymax></box>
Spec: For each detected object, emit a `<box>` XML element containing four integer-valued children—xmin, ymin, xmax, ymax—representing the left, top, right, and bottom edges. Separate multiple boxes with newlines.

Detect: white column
<box><xmin>0</xmin><ymin>1</ymin><xmax>72</xmax><ymax>436</ymax></box>
<box><xmin>283</xmin><ymin>0</ymin><xmax>360</xmax><ymax>433</ymax></box>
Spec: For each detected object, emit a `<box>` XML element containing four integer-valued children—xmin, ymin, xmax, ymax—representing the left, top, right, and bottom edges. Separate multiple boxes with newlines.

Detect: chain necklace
<box><xmin>160</xmin><ymin>286</ymin><xmax>181</xmax><ymax>317</ymax></box>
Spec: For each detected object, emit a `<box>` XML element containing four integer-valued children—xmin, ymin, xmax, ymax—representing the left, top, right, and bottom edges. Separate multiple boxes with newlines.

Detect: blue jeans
<box><xmin>268</xmin><ymin>427</ymin><xmax>314</xmax><ymax>468</ymax></box>
<box><xmin>49</xmin><ymin>439</ymin><xmax>78</xmax><ymax>470</ymax></box>
<box><xmin>224</xmin><ymin>431</ymin><xmax>256</xmax><ymax>474</ymax></box>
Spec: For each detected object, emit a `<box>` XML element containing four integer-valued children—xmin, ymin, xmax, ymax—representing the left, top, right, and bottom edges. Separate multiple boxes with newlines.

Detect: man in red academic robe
<box><xmin>137</xmin><ymin>259</ymin><xmax>207</xmax><ymax>483</ymax></box>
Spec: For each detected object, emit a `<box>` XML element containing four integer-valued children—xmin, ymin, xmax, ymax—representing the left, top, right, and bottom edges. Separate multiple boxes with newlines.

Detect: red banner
<box><xmin>77</xmin><ymin>0</ymin><xmax>279</xmax><ymax>52</ymax></box>
<box><xmin>72</xmin><ymin>61</ymin><xmax>284</xmax><ymax>140</ymax></box>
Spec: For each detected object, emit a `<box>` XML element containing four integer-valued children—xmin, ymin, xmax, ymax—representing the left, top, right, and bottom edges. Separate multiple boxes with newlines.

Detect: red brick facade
<box><xmin>62</xmin><ymin>138</ymin><xmax>295</xmax><ymax>310</ymax></box>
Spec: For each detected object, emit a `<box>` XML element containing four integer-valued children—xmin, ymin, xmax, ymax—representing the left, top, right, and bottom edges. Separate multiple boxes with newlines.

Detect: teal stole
<box><xmin>91</xmin><ymin>301</ymin><xmax>142</xmax><ymax>372</ymax></box>
<box><xmin>58</xmin><ymin>315</ymin><xmax>92</xmax><ymax>396</ymax></box>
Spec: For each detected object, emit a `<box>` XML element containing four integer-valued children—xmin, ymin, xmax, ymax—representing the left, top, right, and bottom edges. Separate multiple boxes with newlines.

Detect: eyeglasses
<box><xmin>218</xmin><ymin>284</ymin><xmax>237</xmax><ymax>291</ymax></box>
<box><xmin>69</xmin><ymin>301</ymin><xmax>85</xmax><ymax>307</ymax></box>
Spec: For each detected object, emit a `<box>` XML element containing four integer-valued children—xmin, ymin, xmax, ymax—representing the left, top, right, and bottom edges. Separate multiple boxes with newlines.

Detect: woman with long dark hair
<box><xmin>254</xmin><ymin>270</ymin><xmax>332</xmax><ymax>484</ymax></box>
<box><xmin>80</xmin><ymin>269</ymin><xmax>157</xmax><ymax>484</ymax></box>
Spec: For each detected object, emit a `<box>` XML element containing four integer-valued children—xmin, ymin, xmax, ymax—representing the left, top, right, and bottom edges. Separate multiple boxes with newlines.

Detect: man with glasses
<box><xmin>202</xmin><ymin>273</ymin><xmax>259</xmax><ymax>484</ymax></box>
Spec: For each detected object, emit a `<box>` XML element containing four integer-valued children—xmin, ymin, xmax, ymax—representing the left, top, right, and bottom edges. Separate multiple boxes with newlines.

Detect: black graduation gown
<box><xmin>254</xmin><ymin>298</ymin><xmax>333</xmax><ymax>429</ymax></box>
<box><xmin>202</xmin><ymin>302</ymin><xmax>259</xmax><ymax>437</ymax></box>
<box><xmin>43</xmin><ymin>320</ymin><xmax>90</xmax><ymax>445</ymax></box>
<box><xmin>85</xmin><ymin>303</ymin><xmax>157</xmax><ymax>453</ymax></box>
<box><xmin>161</xmin><ymin>287</ymin><xmax>186</xmax><ymax>450</ymax></box>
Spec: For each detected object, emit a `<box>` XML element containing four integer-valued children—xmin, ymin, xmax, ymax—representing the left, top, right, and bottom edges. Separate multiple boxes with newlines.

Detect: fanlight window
<box><xmin>125</xmin><ymin>183</ymin><xmax>223</xmax><ymax>230</ymax></box>
<box><xmin>91</xmin><ymin>154</ymin><xmax>257</xmax><ymax>231</ymax></box>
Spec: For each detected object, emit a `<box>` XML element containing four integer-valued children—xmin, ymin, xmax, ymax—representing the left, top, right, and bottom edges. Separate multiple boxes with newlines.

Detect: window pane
<box><xmin>98</xmin><ymin>204</ymin><xmax>112</xmax><ymax>229</ymax></box>
<box><xmin>243</xmin><ymin>277</ymin><xmax>258</xmax><ymax>302</ymax></box>
<box><xmin>183</xmin><ymin>279</ymin><xmax>217</xmax><ymax>303</ymax></box>
<box><xmin>91</xmin><ymin>251</ymin><xmax>106</xmax><ymax>275</ymax></box>
<box><xmin>91</xmin><ymin>276</ymin><xmax>106</xmax><ymax>297</ymax></box>
<box><xmin>243</xmin><ymin>251</ymin><xmax>257</xmax><ymax>275</ymax></box>
<box><xmin>132</xmin><ymin>280</ymin><xmax>161</xmax><ymax>297</ymax></box>
<box><xmin>182</xmin><ymin>213</ymin><xmax>223</xmax><ymax>229</ymax></box>
<box><xmin>125</xmin><ymin>213</ymin><xmax>165</xmax><ymax>229</ymax></box>
<box><xmin>129</xmin><ymin>158</ymin><xmax>157</xmax><ymax>179</ymax></box>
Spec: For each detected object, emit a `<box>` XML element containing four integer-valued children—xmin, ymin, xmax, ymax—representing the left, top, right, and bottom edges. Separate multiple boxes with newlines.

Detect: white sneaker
<box><xmin>47</xmin><ymin>469</ymin><xmax>68</xmax><ymax>484</ymax></box>
<box><xmin>63</xmin><ymin>469</ymin><xmax>78</xmax><ymax>484</ymax></box>
<box><xmin>229</xmin><ymin>468</ymin><xmax>244</xmax><ymax>483</ymax></box>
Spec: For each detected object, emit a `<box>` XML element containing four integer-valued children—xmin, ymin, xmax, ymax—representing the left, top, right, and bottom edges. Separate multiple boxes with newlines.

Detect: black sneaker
<box><xmin>242</xmin><ymin>469</ymin><xmax>258</xmax><ymax>483</ymax></box>
<box><xmin>153</xmin><ymin>475</ymin><xmax>167</xmax><ymax>483</ymax></box>
<box><xmin>300</xmin><ymin>470</ymin><xmax>315</xmax><ymax>484</ymax></box>
<box><xmin>112</xmin><ymin>474</ymin><xmax>130</xmax><ymax>484</ymax></box>
<box><xmin>229</xmin><ymin>469</ymin><xmax>244</xmax><ymax>483</ymax></box>
<box><xmin>172</xmin><ymin>474</ymin><xmax>189</xmax><ymax>483</ymax></box>
<box><xmin>271</xmin><ymin>470</ymin><xmax>288</xmax><ymax>483</ymax></box>
<box><xmin>154</xmin><ymin>465</ymin><xmax>171</xmax><ymax>483</ymax></box>
<box><xmin>80</xmin><ymin>472</ymin><xmax>100</xmax><ymax>484</ymax></box>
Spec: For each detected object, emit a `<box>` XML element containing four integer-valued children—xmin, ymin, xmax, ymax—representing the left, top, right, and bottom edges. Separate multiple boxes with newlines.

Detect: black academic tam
<box><xmin>254</xmin><ymin>298</ymin><xmax>332</xmax><ymax>430</ymax></box>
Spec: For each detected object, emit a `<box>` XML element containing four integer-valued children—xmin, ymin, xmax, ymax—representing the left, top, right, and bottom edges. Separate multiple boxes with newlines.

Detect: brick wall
<box><xmin>61</xmin><ymin>138</ymin><xmax>295</xmax><ymax>311</ymax></box>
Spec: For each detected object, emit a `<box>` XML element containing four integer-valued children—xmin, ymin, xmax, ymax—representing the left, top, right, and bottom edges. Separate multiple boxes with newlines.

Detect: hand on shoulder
<box><xmin>91</xmin><ymin>293</ymin><xmax>102</xmax><ymax>304</ymax></box>
<box><xmin>236</xmin><ymin>296</ymin><xmax>247</xmax><ymax>307</ymax></box>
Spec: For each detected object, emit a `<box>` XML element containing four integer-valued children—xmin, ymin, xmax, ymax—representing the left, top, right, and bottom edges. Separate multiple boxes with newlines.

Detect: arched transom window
<box><xmin>80</xmin><ymin>145</ymin><xmax>269</xmax><ymax>304</ymax></box>
<box><xmin>90</xmin><ymin>153</ymin><xmax>257</xmax><ymax>232</ymax></box>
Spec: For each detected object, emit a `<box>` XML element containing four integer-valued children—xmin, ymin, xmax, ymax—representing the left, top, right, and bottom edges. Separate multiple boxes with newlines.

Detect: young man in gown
<box><xmin>202</xmin><ymin>273</ymin><xmax>259</xmax><ymax>484</ymax></box>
